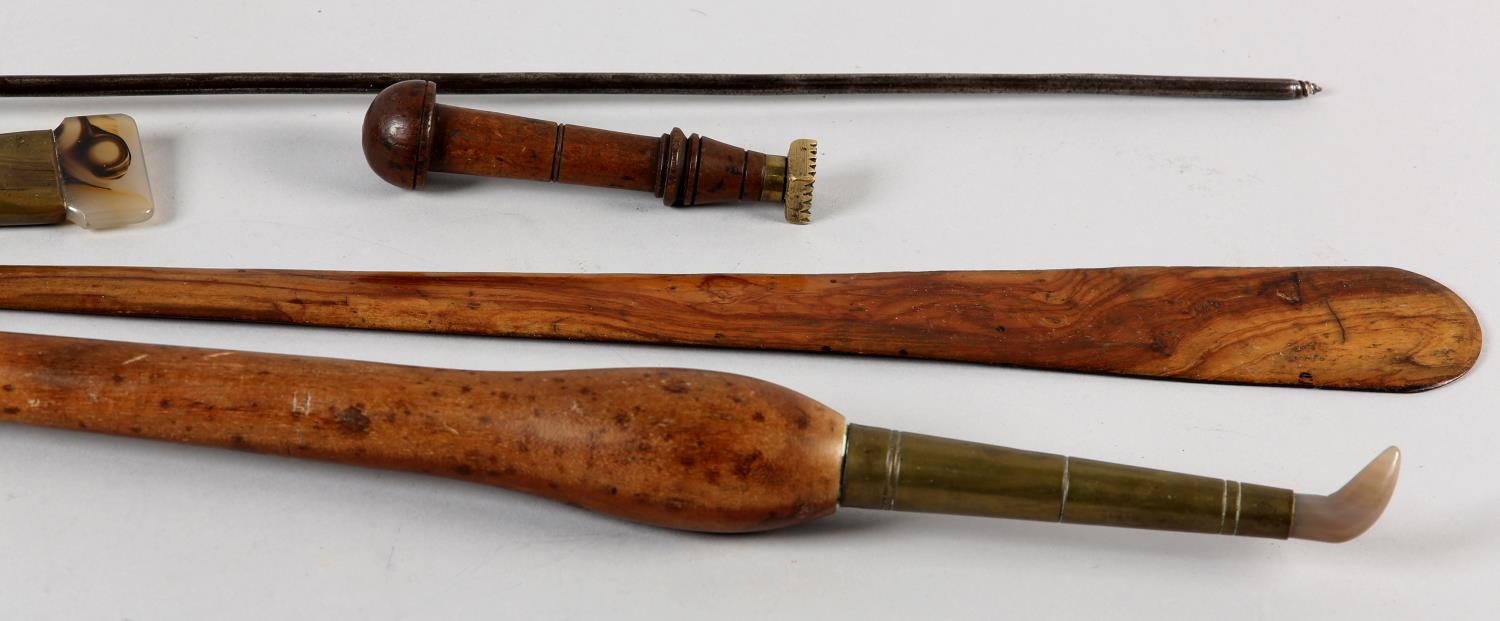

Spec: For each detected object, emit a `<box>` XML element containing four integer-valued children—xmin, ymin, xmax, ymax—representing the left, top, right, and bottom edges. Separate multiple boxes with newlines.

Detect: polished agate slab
<box><xmin>52</xmin><ymin>114</ymin><xmax>155</xmax><ymax>229</ymax></box>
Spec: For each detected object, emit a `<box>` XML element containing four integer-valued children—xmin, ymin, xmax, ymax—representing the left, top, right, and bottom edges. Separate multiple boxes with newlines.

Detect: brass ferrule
<box><xmin>755</xmin><ymin>139</ymin><xmax>816</xmax><ymax>224</ymax></box>
<box><xmin>0</xmin><ymin>130</ymin><xmax>67</xmax><ymax>226</ymax></box>
<box><xmin>759</xmin><ymin>154</ymin><xmax>787</xmax><ymax>203</ymax></box>
<box><xmin>840</xmin><ymin>424</ymin><xmax>1294</xmax><ymax>539</ymax></box>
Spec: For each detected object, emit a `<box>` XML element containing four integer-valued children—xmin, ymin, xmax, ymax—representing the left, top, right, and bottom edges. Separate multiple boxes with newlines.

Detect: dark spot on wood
<box><xmin>129</xmin><ymin>426</ymin><xmax>142</xmax><ymax>434</ymax></box>
<box><xmin>663</xmin><ymin>498</ymin><xmax>687</xmax><ymax>512</ymax></box>
<box><xmin>662</xmin><ymin>380</ymin><xmax>690</xmax><ymax>394</ymax></box>
<box><xmin>1150</xmin><ymin>336</ymin><xmax>1167</xmax><ymax>353</ymax></box>
<box><xmin>159</xmin><ymin>399</ymin><xmax>172</xmax><ymax>409</ymax></box>
<box><xmin>752</xmin><ymin>412</ymin><xmax>765</xmax><ymax>422</ymax></box>
<box><xmin>898</xmin><ymin>349</ymin><xmax>909</xmax><ymax>356</ymax></box>
<box><xmin>679</xmin><ymin>456</ymin><xmax>697</xmax><ymax>467</ymax></box>
<box><xmin>231</xmin><ymin>434</ymin><xmax>249</xmax><ymax>449</ymax></box>
<box><xmin>1</xmin><ymin>407</ymin><xmax>18</xmax><ymax>415</ymax></box>
<box><xmin>607</xmin><ymin>486</ymin><xmax>618</xmax><ymax>496</ymax></box>
<box><xmin>1298</xmin><ymin>372</ymin><xmax>1314</xmax><ymax>383</ymax></box>
<box><xmin>467</xmin><ymin>301</ymin><xmax>481</xmax><ymax>309</ymax></box>
<box><xmin>1</xmin><ymin>385</ymin><xmax>11</xmax><ymax>391</ymax></box>
<box><xmin>478</xmin><ymin>415</ymin><xmax>492</xmax><ymax>424</ymax></box>
<box><xmin>461</xmin><ymin>385</ymin><xmax>472</xmax><ymax>394</ymax></box>
<box><xmin>795</xmin><ymin>412</ymin><xmax>810</xmax><ymax>430</ymax></box>
<box><xmin>821</xmin><ymin>345</ymin><xmax>832</xmax><ymax>352</ymax></box>
<box><xmin>335</xmin><ymin>405</ymin><xmax>371</xmax><ymax>434</ymax></box>
<box><xmin>1191</xmin><ymin>299</ymin><xmax>1224</xmax><ymax>316</ymax></box>
<box><xmin>733</xmin><ymin>450</ymin><xmax>763</xmax><ymax>478</ymax></box>
<box><xmin>453</xmin><ymin>464</ymin><xmax>474</xmax><ymax>476</ymax></box>
<box><xmin>613</xmin><ymin>412</ymin><xmax>630</xmax><ymax>429</ymax></box>
<box><xmin>111</xmin><ymin>374</ymin><xmax>125</xmax><ymax>383</ymax></box>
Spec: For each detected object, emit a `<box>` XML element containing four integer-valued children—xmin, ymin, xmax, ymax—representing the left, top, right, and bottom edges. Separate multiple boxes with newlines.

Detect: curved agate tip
<box><xmin>1290</xmin><ymin>447</ymin><xmax>1401</xmax><ymax>543</ymax></box>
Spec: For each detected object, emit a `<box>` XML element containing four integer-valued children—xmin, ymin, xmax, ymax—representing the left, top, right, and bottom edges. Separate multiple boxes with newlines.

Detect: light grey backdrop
<box><xmin>0</xmin><ymin>1</ymin><xmax>1493</xmax><ymax>618</ymax></box>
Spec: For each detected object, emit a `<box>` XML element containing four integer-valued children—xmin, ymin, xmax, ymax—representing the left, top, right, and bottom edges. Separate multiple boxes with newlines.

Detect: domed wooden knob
<box><xmin>362</xmin><ymin>80</ymin><xmax>816</xmax><ymax>223</ymax></box>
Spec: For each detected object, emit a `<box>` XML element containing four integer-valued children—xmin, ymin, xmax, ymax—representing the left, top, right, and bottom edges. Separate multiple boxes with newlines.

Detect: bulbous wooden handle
<box><xmin>0</xmin><ymin>331</ymin><xmax>846</xmax><ymax>532</ymax></box>
<box><xmin>362</xmin><ymin>80</ymin><xmax>816</xmax><ymax>223</ymax></box>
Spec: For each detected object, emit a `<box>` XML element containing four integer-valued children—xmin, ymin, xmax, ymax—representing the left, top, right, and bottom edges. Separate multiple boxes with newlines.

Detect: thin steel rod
<box><xmin>0</xmin><ymin>72</ymin><xmax>1320</xmax><ymax>99</ymax></box>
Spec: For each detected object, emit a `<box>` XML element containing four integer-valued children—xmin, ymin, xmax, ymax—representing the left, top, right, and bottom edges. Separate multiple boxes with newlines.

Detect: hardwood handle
<box><xmin>0</xmin><ymin>265</ymin><xmax>1478</xmax><ymax>392</ymax></box>
<box><xmin>362</xmin><ymin>80</ymin><xmax>816</xmax><ymax>223</ymax></box>
<box><xmin>0</xmin><ymin>331</ymin><xmax>845</xmax><ymax>532</ymax></box>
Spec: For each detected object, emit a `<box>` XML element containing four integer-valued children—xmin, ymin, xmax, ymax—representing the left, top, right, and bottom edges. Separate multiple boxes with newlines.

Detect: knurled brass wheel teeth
<box><xmin>784</xmin><ymin>139</ymin><xmax>816</xmax><ymax>225</ymax></box>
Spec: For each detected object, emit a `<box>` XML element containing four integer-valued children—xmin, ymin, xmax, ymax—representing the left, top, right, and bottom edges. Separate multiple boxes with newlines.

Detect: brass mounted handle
<box><xmin>362</xmin><ymin>80</ymin><xmax>816</xmax><ymax>223</ymax></box>
<box><xmin>0</xmin><ymin>331</ymin><xmax>1397</xmax><ymax>541</ymax></box>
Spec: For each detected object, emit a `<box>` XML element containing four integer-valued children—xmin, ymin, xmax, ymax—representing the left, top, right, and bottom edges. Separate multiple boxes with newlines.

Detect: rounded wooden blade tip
<box><xmin>1290</xmin><ymin>446</ymin><xmax>1401</xmax><ymax>543</ymax></box>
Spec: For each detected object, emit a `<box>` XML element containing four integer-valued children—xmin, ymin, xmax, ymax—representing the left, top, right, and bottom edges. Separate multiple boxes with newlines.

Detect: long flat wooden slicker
<box><xmin>0</xmin><ymin>265</ymin><xmax>1479</xmax><ymax>392</ymax></box>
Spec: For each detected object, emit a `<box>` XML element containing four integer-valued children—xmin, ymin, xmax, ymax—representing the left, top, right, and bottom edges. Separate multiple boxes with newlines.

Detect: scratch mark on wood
<box><xmin>291</xmin><ymin>391</ymin><xmax>314</xmax><ymax>414</ymax></box>
<box><xmin>1324</xmin><ymin>298</ymin><xmax>1347</xmax><ymax>343</ymax></box>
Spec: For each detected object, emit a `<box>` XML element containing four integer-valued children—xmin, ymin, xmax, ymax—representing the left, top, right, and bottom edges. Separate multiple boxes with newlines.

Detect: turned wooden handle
<box><xmin>0</xmin><ymin>266</ymin><xmax>1480</xmax><ymax>392</ymax></box>
<box><xmin>0</xmin><ymin>331</ymin><xmax>845</xmax><ymax>532</ymax></box>
<box><xmin>362</xmin><ymin>80</ymin><xmax>812</xmax><ymax>220</ymax></box>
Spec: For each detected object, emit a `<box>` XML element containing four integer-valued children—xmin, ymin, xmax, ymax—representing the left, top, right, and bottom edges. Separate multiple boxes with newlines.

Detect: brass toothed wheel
<box><xmin>783</xmin><ymin>139</ymin><xmax>816</xmax><ymax>224</ymax></box>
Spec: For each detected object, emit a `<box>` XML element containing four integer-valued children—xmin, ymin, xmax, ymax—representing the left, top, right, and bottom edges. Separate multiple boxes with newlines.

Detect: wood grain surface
<box><xmin>0</xmin><ymin>265</ymin><xmax>1480</xmax><ymax>392</ymax></box>
<box><xmin>0</xmin><ymin>331</ymin><xmax>846</xmax><ymax>532</ymax></box>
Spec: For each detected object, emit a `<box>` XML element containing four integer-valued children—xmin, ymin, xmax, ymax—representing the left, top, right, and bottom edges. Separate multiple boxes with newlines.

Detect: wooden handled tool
<box><xmin>363</xmin><ymin>80</ymin><xmax>817</xmax><ymax>223</ymax></box>
<box><xmin>0</xmin><ymin>331</ymin><xmax>1397</xmax><ymax>541</ymax></box>
<box><xmin>0</xmin><ymin>265</ymin><xmax>1479</xmax><ymax>392</ymax></box>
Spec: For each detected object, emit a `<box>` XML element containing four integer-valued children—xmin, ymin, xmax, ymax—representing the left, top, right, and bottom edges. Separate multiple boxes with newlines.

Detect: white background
<box><xmin>0</xmin><ymin>1</ymin><xmax>1495</xmax><ymax>618</ymax></box>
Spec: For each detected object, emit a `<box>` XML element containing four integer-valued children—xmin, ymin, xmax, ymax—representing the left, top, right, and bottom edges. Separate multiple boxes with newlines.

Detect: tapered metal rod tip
<box><xmin>1289</xmin><ymin>447</ymin><xmax>1400</xmax><ymax>543</ymax></box>
<box><xmin>1300</xmin><ymin>81</ymin><xmax>1324</xmax><ymax>97</ymax></box>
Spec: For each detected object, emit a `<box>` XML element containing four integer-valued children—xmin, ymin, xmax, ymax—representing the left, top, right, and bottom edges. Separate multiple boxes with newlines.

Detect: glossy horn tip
<box><xmin>362</xmin><ymin>79</ymin><xmax>437</xmax><ymax>190</ymax></box>
<box><xmin>1290</xmin><ymin>447</ymin><xmax>1401</xmax><ymax>543</ymax></box>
